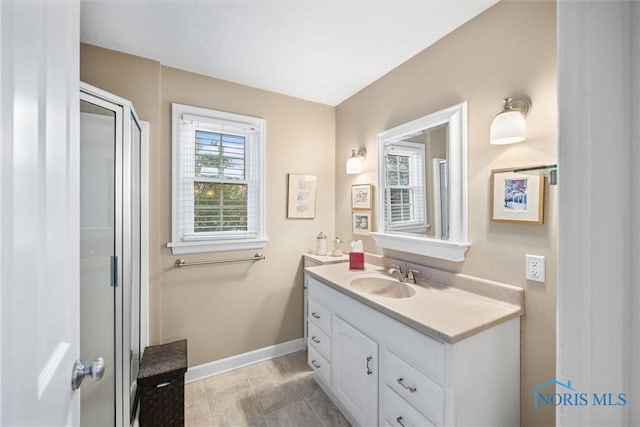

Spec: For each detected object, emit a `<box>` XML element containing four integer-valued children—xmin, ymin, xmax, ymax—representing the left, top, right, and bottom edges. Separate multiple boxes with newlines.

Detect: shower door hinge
<box><xmin>110</xmin><ymin>256</ymin><xmax>118</xmax><ymax>287</ymax></box>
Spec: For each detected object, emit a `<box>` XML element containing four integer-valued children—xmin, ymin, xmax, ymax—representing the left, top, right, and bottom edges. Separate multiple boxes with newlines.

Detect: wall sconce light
<box><xmin>346</xmin><ymin>148</ymin><xmax>367</xmax><ymax>174</ymax></box>
<box><xmin>490</xmin><ymin>97</ymin><xmax>532</xmax><ymax>145</ymax></box>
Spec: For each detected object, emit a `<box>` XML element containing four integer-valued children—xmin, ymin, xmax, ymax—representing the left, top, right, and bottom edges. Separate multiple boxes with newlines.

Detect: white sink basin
<box><xmin>348</xmin><ymin>276</ymin><xmax>416</xmax><ymax>299</ymax></box>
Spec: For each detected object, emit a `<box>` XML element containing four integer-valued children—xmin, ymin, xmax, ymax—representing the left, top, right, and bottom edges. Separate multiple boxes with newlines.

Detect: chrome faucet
<box><xmin>387</xmin><ymin>265</ymin><xmax>405</xmax><ymax>282</ymax></box>
<box><xmin>387</xmin><ymin>264</ymin><xmax>420</xmax><ymax>284</ymax></box>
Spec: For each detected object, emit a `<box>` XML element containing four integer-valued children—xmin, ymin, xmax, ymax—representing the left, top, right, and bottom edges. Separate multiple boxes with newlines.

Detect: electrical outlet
<box><xmin>526</xmin><ymin>255</ymin><xmax>545</xmax><ymax>282</ymax></box>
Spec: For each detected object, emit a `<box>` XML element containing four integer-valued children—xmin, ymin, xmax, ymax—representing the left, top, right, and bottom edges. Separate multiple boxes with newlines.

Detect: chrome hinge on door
<box><xmin>110</xmin><ymin>256</ymin><xmax>118</xmax><ymax>287</ymax></box>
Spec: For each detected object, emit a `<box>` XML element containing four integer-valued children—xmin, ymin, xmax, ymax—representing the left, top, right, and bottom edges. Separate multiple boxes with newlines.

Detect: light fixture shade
<box><xmin>346</xmin><ymin>155</ymin><xmax>363</xmax><ymax>174</ymax></box>
<box><xmin>490</xmin><ymin>110</ymin><xmax>527</xmax><ymax>145</ymax></box>
<box><xmin>346</xmin><ymin>148</ymin><xmax>366</xmax><ymax>174</ymax></box>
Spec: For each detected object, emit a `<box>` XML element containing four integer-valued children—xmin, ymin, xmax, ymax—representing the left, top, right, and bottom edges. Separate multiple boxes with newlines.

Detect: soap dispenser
<box><xmin>331</xmin><ymin>237</ymin><xmax>344</xmax><ymax>257</ymax></box>
<box><xmin>315</xmin><ymin>232</ymin><xmax>327</xmax><ymax>256</ymax></box>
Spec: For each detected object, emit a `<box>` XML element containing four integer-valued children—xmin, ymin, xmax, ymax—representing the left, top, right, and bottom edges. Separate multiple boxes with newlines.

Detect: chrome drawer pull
<box><xmin>311</xmin><ymin>336</ymin><xmax>321</xmax><ymax>344</ymax></box>
<box><xmin>311</xmin><ymin>360</ymin><xmax>321</xmax><ymax>369</ymax></box>
<box><xmin>366</xmin><ymin>356</ymin><xmax>373</xmax><ymax>375</ymax></box>
<box><xmin>396</xmin><ymin>416</ymin><xmax>405</xmax><ymax>427</ymax></box>
<box><xmin>397</xmin><ymin>377</ymin><xmax>417</xmax><ymax>393</ymax></box>
<box><xmin>311</xmin><ymin>312</ymin><xmax>321</xmax><ymax>319</ymax></box>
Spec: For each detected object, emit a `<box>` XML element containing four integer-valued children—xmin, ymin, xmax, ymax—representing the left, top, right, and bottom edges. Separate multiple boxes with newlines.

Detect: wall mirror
<box><xmin>371</xmin><ymin>102</ymin><xmax>470</xmax><ymax>261</ymax></box>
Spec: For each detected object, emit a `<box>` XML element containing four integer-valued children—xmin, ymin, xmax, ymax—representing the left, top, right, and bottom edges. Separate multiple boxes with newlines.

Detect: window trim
<box><xmin>168</xmin><ymin>103</ymin><xmax>267</xmax><ymax>254</ymax></box>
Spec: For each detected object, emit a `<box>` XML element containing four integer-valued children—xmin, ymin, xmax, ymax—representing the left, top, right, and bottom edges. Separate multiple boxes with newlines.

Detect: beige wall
<box><xmin>158</xmin><ymin>67</ymin><xmax>335</xmax><ymax>365</ymax></box>
<box><xmin>81</xmin><ymin>44</ymin><xmax>336</xmax><ymax>366</ymax></box>
<box><xmin>335</xmin><ymin>2</ymin><xmax>557</xmax><ymax>426</ymax></box>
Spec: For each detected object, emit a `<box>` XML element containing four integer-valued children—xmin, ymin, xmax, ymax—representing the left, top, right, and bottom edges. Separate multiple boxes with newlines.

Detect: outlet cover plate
<box><xmin>526</xmin><ymin>255</ymin><xmax>545</xmax><ymax>282</ymax></box>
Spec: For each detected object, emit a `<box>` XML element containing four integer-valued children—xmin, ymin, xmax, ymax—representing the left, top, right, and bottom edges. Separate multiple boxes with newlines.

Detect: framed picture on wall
<box><xmin>352</xmin><ymin>211</ymin><xmax>373</xmax><ymax>235</ymax></box>
<box><xmin>490</xmin><ymin>167</ymin><xmax>545</xmax><ymax>224</ymax></box>
<box><xmin>287</xmin><ymin>174</ymin><xmax>317</xmax><ymax>219</ymax></box>
<box><xmin>351</xmin><ymin>184</ymin><xmax>373</xmax><ymax>210</ymax></box>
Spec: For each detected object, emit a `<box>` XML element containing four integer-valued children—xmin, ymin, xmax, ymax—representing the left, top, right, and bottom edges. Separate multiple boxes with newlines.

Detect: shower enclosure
<box><xmin>79</xmin><ymin>82</ymin><xmax>146</xmax><ymax>426</ymax></box>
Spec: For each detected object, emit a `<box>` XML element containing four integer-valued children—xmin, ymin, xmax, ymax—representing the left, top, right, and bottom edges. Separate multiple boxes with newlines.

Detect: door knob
<box><xmin>71</xmin><ymin>357</ymin><xmax>105</xmax><ymax>391</ymax></box>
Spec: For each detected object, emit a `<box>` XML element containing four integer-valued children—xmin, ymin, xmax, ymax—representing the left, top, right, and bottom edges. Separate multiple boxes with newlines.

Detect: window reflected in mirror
<box><xmin>383</xmin><ymin>123</ymin><xmax>449</xmax><ymax>240</ymax></box>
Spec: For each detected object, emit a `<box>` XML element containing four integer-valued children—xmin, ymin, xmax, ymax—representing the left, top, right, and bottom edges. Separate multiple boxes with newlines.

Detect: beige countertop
<box><xmin>303</xmin><ymin>253</ymin><xmax>349</xmax><ymax>264</ymax></box>
<box><xmin>305</xmin><ymin>262</ymin><xmax>524</xmax><ymax>344</ymax></box>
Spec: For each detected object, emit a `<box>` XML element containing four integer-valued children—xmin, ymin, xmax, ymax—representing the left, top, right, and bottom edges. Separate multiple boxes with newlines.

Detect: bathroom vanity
<box><xmin>303</xmin><ymin>253</ymin><xmax>349</xmax><ymax>347</ymax></box>
<box><xmin>304</xmin><ymin>262</ymin><xmax>523</xmax><ymax>427</ymax></box>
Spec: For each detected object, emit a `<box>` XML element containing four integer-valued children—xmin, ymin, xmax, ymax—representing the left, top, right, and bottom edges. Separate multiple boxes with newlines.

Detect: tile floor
<box><xmin>185</xmin><ymin>350</ymin><xmax>351</xmax><ymax>427</ymax></box>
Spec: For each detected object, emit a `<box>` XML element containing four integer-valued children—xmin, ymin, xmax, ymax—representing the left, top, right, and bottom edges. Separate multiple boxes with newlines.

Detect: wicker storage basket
<box><xmin>137</xmin><ymin>339</ymin><xmax>187</xmax><ymax>427</ymax></box>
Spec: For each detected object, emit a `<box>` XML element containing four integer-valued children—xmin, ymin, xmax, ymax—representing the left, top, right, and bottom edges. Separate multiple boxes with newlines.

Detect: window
<box><xmin>384</xmin><ymin>141</ymin><xmax>426</xmax><ymax>232</ymax></box>
<box><xmin>169</xmin><ymin>103</ymin><xmax>267</xmax><ymax>254</ymax></box>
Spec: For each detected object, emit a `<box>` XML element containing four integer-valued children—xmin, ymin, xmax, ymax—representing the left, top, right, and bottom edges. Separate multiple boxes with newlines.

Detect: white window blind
<box><xmin>384</xmin><ymin>141</ymin><xmax>427</xmax><ymax>232</ymax></box>
<box><xmin>169</xmin><ymin>104</ymin><xmax>267</xmax><ymax>254</ymax></box>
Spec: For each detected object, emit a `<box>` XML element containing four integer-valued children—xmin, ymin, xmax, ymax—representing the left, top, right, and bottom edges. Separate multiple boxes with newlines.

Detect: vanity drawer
<box><xmin>383</xmin><ymin>386</ymin><xmax>435</xmax><ymax>427</ymax></box>
<box><xmin>308</xmin><ymin>344</ymin><xmax>331</xmax><ymax>387</ymax></box>
<box><xmin>384</xmin><ymin>350</ymin><xmax>444</xmax><ymax>425</ymax></box>
<box><xmin>308</xmin><ymin>298</ymin><xmax>331</xmax><ymax>335</ymax></box>
<box><xmin>386</xmin><ymin>326</ymin><xmax>445</xmax><ymax>385</ymax></box>
<box><xmin>308</xmin><ymin>321</ymin><xmax>331</xmax><ymax>360</ymax></box>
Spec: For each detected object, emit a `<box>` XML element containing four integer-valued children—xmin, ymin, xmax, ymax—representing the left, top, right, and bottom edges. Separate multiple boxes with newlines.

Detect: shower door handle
<box><xmin>110</xmin><ymin>256</ymin><xmax>118</xmax><ymax>287</ymax></box>
<box><xmin>71</xmin><ymin>356</ymin><xmax>105</xmax><ymax>391</ymax></box>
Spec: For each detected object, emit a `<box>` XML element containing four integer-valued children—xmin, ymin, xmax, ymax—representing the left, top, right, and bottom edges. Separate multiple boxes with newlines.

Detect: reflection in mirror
<box><xmin>384</xmin><ymin>123</ymin><xmax>449</xmax><ymax>239</ymax></box>
<box><xmin>372</xmin><ymin>102</ymin><xmax>469</xmax><ymax>262</ymax></box>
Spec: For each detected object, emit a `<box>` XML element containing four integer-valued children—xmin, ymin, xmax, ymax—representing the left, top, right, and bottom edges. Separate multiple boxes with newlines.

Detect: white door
<box><xmin>332</xmin><ymin>316</ymin><xmax>379</xmax><ymax>426</ymax></box>
<box><xmin>0</xmin><ymin>0</ymin><xmax>82</xmax><ymax>425</ymax></box>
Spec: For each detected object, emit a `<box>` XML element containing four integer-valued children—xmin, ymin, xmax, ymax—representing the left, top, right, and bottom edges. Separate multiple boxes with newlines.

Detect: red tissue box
<box><xmin>349</xmin><ymin>252</ymin><xmax>364</xmax><ymax>270</ymax></box>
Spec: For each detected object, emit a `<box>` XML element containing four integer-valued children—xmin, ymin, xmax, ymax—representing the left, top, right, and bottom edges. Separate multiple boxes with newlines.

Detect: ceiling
<box><xmin>80</xmin><ymin>0</ymin><xmax>497</xmax><ymax>106</ymax></box>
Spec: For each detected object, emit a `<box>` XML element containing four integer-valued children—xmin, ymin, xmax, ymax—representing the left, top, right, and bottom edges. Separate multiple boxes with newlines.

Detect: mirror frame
<box><xmin>371</xmin><ymin>102</ymin><xmax>470</xmax><ymax>262</ymax></box>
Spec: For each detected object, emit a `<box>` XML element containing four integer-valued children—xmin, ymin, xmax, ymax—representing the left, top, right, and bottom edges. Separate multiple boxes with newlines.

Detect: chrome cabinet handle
<box><xmin>397</xmin><ymin>377</ymin><xmax>417</xmax><ymax>393</ymax></box>
<box><xmin>366</xmin><ymin>356</ymin><xmax>373</xmax><ymax>375</ymax></box>
<box><xmin>396</xmin><ymin>416</ymin><xmax>405</xmax><ymax>427</ymax></box>
<box><xmin>71</xmin><ymin>357</ymin><xmax>105</xmax><ymax>391</ymax></box>
<box><xmin>311</xmin><ymin>312</ymin><xmax>321</xmax><ymax>319</ymax></box>
<box><xmin>311</xmin><ymin>336</ymin><xmax>321</xmax><ymax>344</ymax></box>
<box><xmin>311</xmin><ymin>360</ymin><xmax>321</xmax><ymax>369</ymax></box>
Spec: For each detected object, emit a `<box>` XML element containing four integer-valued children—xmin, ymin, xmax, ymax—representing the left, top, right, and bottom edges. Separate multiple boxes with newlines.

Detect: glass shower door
<box><xmin>128</xmin><ymin>112</ymin><xmax>142</xmax><ymax>422</ymax></box>
<box><xmin>79</xmin><ymin>96</ymin><xmax>121</xmax><ymax>426</ymax></box>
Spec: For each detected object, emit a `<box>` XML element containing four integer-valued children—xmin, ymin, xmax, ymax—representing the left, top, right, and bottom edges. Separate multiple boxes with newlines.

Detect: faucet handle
<box><xmin>406</xmin><ymin>269</ymin><xmax>419</xmax><ymax>284</ymax></box>
<box><xmin>388</xmin><ymin>264</ymin><xmax>402</xmax><ymax>273</ymax></box>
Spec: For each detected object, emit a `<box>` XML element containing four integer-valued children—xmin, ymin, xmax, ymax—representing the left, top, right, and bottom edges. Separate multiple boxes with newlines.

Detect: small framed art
<box><xmin>352</xmin><ymin>211</ymin><xmax>372</xmax><ymax>235</ymax></box>
<box><xmin>490</xmin><ymin>167</ymin><xmax>545</xmax><ymax>224</ymax></box>
<box><xmin>351</xmin><ymin>184</ymin><xmax>373</xmax><ymax>210</ymax></box>
<box><xmin>287</xmin><ymin>174</ymin><xmax>317</xmax><ymax>219</ymax></box>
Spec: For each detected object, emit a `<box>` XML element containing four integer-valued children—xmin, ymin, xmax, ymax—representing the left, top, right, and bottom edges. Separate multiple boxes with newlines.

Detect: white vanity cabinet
<box><xmin>332</xmin><ymin>316</ymin><xmax>378</xmax><ymax>427</ymax></box>
<box><xmin>307</xmin><ymin>296</ymin><xmax>332</xmax><ymax>386</ymax></box>
<box><xmin>303</xmin><ymin>254</ymin><xmax>348</xmax><ymax>347</ymax></box>
<box><xmin>306</xmin><ymin>273</ymin><xmax>520</xmax><ymax>427</ymax></box>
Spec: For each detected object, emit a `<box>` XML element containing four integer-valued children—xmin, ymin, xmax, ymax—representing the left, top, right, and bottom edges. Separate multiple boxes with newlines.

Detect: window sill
<box><xmin>167</xmin><ymin>237</ymin><xmax>268</xmax><ymax>255</ymax></box>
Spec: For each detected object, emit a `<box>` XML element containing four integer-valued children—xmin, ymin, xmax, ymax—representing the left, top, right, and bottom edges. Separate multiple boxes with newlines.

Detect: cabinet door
<box><xmin>332</xmin><ymin>316</ymin><xmax>378</xmax><ymax>426</ymax></box>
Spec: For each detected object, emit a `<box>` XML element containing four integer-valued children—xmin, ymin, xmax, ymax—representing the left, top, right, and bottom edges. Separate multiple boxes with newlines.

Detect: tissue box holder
<box><xmin>349</xmin><ymin>252</ymin><xmax>364</xmax><ymax>270</ymax></box>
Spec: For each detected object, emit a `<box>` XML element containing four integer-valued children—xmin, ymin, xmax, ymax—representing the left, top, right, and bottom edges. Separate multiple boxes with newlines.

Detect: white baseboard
<box><xmin>185</xmin><ymin>338</ymin><xmax>305</xmax><ymax>384</ymax></box>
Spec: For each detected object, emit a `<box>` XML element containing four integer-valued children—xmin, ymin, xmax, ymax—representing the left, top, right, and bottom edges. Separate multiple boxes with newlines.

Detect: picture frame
<box><xmin>352</xmin><ymin>211</ymin><xmax>373</xmax><ymax>235</ymax></box>
<box><xmin>351</xmin><ymin>184</ymin><xmax>373</xmax><ymax>210</ymax></box>
<box><xmin>490</xmin><ymin>167</ymin><xmax>545</xmax><ymax>224</ymax></box>
<box><xmin>287</xmin><ymin>174</ymin><xmax>317</xmax><ymax>219</ymax></box>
